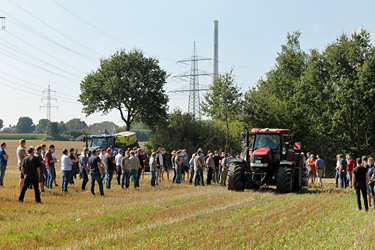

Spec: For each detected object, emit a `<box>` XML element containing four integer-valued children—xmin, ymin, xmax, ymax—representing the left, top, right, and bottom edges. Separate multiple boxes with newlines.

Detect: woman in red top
<box><xmin>346</xmin><ymin>154</ymin><xmax>354</xmax><ymax>188</ymax></box>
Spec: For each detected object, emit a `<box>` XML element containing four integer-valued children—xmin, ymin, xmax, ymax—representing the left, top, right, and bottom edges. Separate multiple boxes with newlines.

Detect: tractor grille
<box><xmin>250</xmin><ymin>155</ymin><xmax>268</xmax><ymax>167</ymax></box>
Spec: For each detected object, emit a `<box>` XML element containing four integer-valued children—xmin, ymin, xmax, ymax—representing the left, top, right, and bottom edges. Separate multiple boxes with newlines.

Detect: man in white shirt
<box><xmin>115</xmin><ymin>149</ymin><xmax>124</xmax><ymax>185</ymax></box>
<box><xmin>61</xmin><ymin>149</ymin><xmax>73</xmax><ymax>193</ymax></box>
<box><xmin>99</xmin><ymin>149</ymin><xmax>106</xmax><ymax>183</ymax></box>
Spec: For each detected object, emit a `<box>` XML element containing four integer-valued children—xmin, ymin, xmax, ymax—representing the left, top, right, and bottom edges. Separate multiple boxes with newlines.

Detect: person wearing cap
<box><xmin>353</xmin><ymin>157</ymin><xmax>368</xmax><ymax>211</ymax></box>
<box><xmin>79</xmin><ymin>147</ymin><xmax>89</xmax><ymax>190</ymax></box>
<box><xmin>175</xmin><ymin>151</ymin><xmax>183</xmax><ymax>184</ymax></box>
<box><xmin>115</xmin><ymin>149</ymin><xmax>124</xmax><ymax>185</ymax></box>
<box><xmin>194</xmin><ymin>151</ymin><xmax>205</xmax><ymax>186</ymax></box>
<box><xmin>19</xmin><ymin>147</ymin><xmax>41</xmax><ymax>203</ymax></box>
<box><xmin>220</xmin><ymin>154</ymin><xmax>229</xmax><ymax>186</ymax></box>
<box><xmin>105</xmin><ymin>148</ymin><xmax>116</xmax><ymax>189</ymax></box>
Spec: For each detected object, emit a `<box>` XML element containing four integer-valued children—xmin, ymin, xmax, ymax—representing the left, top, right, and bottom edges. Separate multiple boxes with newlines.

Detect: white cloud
<box><xmin>313</xmin><ymin>24</ymin><xmax>326</xmax><ymax>32</ymax></box>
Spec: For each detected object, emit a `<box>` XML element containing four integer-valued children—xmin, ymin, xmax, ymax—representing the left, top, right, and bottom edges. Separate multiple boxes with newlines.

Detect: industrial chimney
<box><xmin>212</xmin><ymin>20</ymin><xmax>218</xmax><ymax>84</ymax></box>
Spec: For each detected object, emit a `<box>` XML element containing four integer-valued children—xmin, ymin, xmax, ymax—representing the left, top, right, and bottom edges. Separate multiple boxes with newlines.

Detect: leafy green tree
<box><xmin>15</xmin><ymin>117</ymin><xmax>35</xmax><ymax>133</ymax></box>
<box><xmin>79</xmin><ymin>49</ymin><xmax>169</xmax><ymax>131</ymax></box>
<box><xmin>202</xmin><ymin>70</ymin><xmax>242</xmax><ymax>151</ymax></box>
<box><xmin>35</xmin><ymin>119</ymin><xmax>50</xmax><ymax>134</ymax></box>
<box><xmin>0</xmin><ymin>119</ymin><xmax>3</xmax><ymax>130</ymax></box>
<box><xmin>66</xmin><ymin>118</ymin><xmax>88</xmax><ymax>131</ymax></box>
<box><xmin>45</xmin><ymin>122</ymin><xmax>60</xmax><ymax>140</ymax></box>
<box><xmin>58</xmin><ymin>121</ymin><xmax>67</xmax><ymax>134</ymax></box>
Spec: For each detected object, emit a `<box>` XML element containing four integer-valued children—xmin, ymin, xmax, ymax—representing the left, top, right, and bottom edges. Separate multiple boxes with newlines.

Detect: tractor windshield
<box><xmin>91</xmin><ymin>138</ymin><xmax>108</xmax><ymax>149</ymax></box>
<box><xmin>253</xmin><ymin>134</ymin><xmax>281</xmax><ymax>152</ymax></box>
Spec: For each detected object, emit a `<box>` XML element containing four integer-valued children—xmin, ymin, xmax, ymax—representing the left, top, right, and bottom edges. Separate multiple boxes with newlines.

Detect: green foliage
<box><xmin>58</xmin><ymin>121</ymin><xmax>67</xmax><ymax>134</ymax></box>
<box><xmin>0</xmin><ymin>119</ymin><xmax>3</xmax><ymax>130</ymax></box>
<box><xmin>35</xmin><ymin>119</ymin><xmax>50</xmax><ymax>134</ymax></box>
<box><xmin>147</xmin><ymin>109</ymin><xmax>242</xmax><ymax>155</ymax></box>
<box><xmin>79</xmin><ymin>49</ymin><xmax>169</xmax><ymax>131</ymax></box>
<box><xmin>45</xmin><ymin>122</ymin><xmax>65</xmax><ymax>141</ymax></box>
<box><xmin>0</xmin><ymin>133</ymin><xmax>44</xmax><ymax>140</ymax></box>
<box><xmin>243</xmin><ymin>29</ymin><xmax>375</xmax><ymax>165</ymax></box>
<box><xmin>65</xmin><ymin>118</ymin><xmax>88</xmax><ymax>131</ymax></box>
<box><xmin>202</xmin><ymin>70</ymin><xmax>243</xmax><ymax>151</ymax></box>
<box><xmin>14</xmin><ymin>117</ymin><xmax>35</xmax><ymax>133</ymax></box>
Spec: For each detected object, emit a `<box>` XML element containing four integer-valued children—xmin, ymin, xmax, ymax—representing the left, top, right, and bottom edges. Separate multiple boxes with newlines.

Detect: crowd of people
<box><xmin>1</xmin><ymin>139</ymin><xmax>374</xmax><ymax>211</ymax></box>
<box><xmin>0</xmin><ymin>140</ymin><xmax>238</xmax><ymax>203</ymax></box>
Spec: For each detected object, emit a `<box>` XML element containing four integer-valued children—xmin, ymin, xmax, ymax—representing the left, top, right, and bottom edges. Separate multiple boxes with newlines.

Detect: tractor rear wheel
<box><xmin>276</xmin><ymin>167</ymin><xmax>292</xmax><ymax>193</ymax></box>
<box><xmin>227</xmin><ymin>163</ymin><xmax>244</xmax><ymax>191</ymax></box>
<box><xmin>293</xmin><ymin>166</ymin><xmax>303</xmax><ymax>191</ymax></box>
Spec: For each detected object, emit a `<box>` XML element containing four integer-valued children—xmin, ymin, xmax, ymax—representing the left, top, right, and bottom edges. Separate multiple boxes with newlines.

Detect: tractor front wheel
<box><xmin>227</xmin><ymin>163</ymin><xmax>244</xmax><ymax>191</ymax></box>
<box><xmin>276</xmin><ymin>167</ymin><xmax>292</xmax><ymax>193</ymax></box>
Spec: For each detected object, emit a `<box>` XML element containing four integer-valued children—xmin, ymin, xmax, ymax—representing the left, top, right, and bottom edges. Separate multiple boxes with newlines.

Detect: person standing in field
<box><xmin>87</xmin><ymin>149</ymin><xmax>104</xmax><ymax>196</ymax></box>
<box><xmin>353</xmin><ymin>157</ymin><xmax>369</xmax><ymax>211</ymax></box>
<box><xmin>0</xmin><ymin>142</ymin><xmax>9</xmax><ymax>187</ymax></box>
<box><xmin>18</xmin><ymin>147</ymin><xmax>41</xmax><ymax>203</ymax></box>
<box><xmin>367</xmin><ymin>157</ymin><xmax>375</xmax><ymax>209</ymax></box>
<box><xmin>35</xmin><ymin>145</ymin><xmax>46</xmax><ymax>192</ymax></box>
<box><xmin>181</xmin><ymin>149</ymin><xmax>189</xmax><ymax>182</ymax></box>
<box><xmin>335</xmin><ymin>154</ymin><xmax>341</xmax><ymax>188</ymax></box>
<box><xmin>79</xmin><ymin>147</ymin><xmax>89</xmax><ymax>191</ymax></box>
<box><xmin>194</xmin><ymin>151</ymin><xmax>205</xmax><ymax>186</ymax></box>
<box><xmin>306</xmin><ymin>154</ymin><xmax>316</xmax><ymax>185</ymax></box>
<box><xmin>213</xmin><ymin>151</ymin><xmax>221</xmax><ymax>184</ymax></box>
<box><xmin>189</xmin><ymin>153</ymin><xmax>195</xmax><ymax>184</ymax></box>
<box><xmin>315</xmin><ymin>155</ymin><xmax>326</xmax><ymax>187</ymax></box>
<box><xmin>206</xmin><ymin>153</ymin><xmax>215</xmax><ymax>185</ymax></box>
<box><xmin>346</xmin><ymin>154</ymin><xmax>354</xmax><ymax>189</ymax></box>
<box><xmin>99</xmin><ymin>149</ymin><xmax>107</xmax><ymax>183</ymax></box>
<box><xmin>338</xmin><ymin>154</ymin><xmax>347</xmax><ymax>189</ymax></box>
<box><xmin>219</xmin><ymin>152</ymin><xmax>225</xmax><ymax>182</ymax></box>
<box><xmin>40</xmin><ymin>144</ymin><xmax>47</xmax><ymax>184</ymax></box>
<box><xmin>141</xmin><ymin>149</ymin><xmax>147</xmax><ymax>179</ymax></box>
<box><xmin>115</xmin><ymin>149</ymin><xmax>124</xmax><ymax>185</ymax></box>
<box><xmin>129</xmin><ymin>151</ymin><xmax>141</xmax><ymax>188</ymax></box>
<box><xmin>149</xmin><ymin>152</ymin><xmax>157</xmax><ymax>187</ymax></box>
<box><xmin>136</xmin><ymin>148</ymin><xmax>144</xmax><ymax>187</ymax></box>
<box><xmin>174</xmin><ymin>151</ymin><xmax>183</xmax><ymax>184</ymax></box>
<box><xmin>105</xmin><ymin>148</ymin><xmax>116</xmax><ymax>189</ymax></box>
<box><xmin>361</xmin><ymin>156</ymin><xmax>372</xmax><ymax>208</ymax></box>
<box><xmin>161</xmin><ymin>148</ymin><xmax>169</xmax><ymax>181</ymax></box>
<box><xmin>61</xmin><ymin>149</ymin><xmax>73</xmax><ymax>193</ymax></box>
<box><xmin>121</xmin><ymin>150</ymin><xmax>131</xmax><ymax>189</ymax></box>
<box><xmin>68</xmin><ymin>148</ymin><xmax>79</xmax><ymax>185</ymax></box>
<box><xmin>171</xmin><ymin>150</ymin><xmax>177</xmax><ymax>183</ymax></box>
<box><xmin>155</xmin><ymin>150</ymin><xmax>162</xmax><ymax>185</ymax></box>
<box><xmin>17</xmin><ymin>139</ymin><xmax>27</xmax><ymax>192</ymax></box>
<box><xmin>220</xmin><ymin>154</ymin><xmax>229</xmax><ymax>186</ymax></box>
<box><xmin>44</xmin><ymin>145</ymin><xmax>57</xmax><ymax>189</ymax></box>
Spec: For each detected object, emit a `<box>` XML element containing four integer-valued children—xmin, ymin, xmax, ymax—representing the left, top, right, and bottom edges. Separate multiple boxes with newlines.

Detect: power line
<box><xmin>40</xmin><ymin>85</ymin><xmax>58</xmax><ymax>121</ymax></box>
<box><xmin>170</xmin><ymin>42</ymin><xmax>211</xmax><ymax>119</ymax></box>
<box><xmin>7</xmin><ymin>0</ymin><xmax>103</xmax><ymax>58</ymax></box>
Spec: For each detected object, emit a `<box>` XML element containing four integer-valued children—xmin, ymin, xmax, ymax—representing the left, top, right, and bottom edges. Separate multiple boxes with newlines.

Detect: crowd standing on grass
<box><xmin>3</xmin><ymin>138</ymin><xmax>375</xmax><ymax>211</ymax></box>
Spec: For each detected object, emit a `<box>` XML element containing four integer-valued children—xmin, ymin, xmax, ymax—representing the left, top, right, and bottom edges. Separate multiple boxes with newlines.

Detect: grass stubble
<box><xmin>0</xmin><ymin>141</ymin><xmax>372</xmax><ymax>249</ymax></box>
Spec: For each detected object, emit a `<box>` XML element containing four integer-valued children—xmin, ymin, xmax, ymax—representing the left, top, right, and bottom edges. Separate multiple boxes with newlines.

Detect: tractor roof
<box><xmin>251</xmin><ymin>128</ymin><xmax>291</xmax><ymax>134</ymax></box>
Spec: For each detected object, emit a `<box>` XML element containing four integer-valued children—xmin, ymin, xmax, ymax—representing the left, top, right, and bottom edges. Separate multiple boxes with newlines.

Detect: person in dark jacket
<box><xmin>353</xmin><ymin>157</ymin><xmax>368</xmax><ymax>211</ymax></box>
<box><xmin>19</xmin><ymin>147</ymin><xmax>41</xmax><ymax>203</ymax></box>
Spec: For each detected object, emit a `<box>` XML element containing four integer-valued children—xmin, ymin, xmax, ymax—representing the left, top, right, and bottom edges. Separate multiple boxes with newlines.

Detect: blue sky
<box><xmin>0</xmin><ymin>0</ymin><xmax>374</xmax><ymax>127</ymax></box>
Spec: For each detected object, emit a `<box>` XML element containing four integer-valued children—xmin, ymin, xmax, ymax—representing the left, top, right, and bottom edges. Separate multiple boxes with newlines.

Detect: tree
<box><xmin>202</xmin><ymin>70</ymin><xmax>242</xmax><ymax>151</ymax></box>
<box><xmin>79</xmin><ymin>49</ymin><xmax>169</xmax><ymax>131</ymax></box>
<box><xmin>45</xmin><ymin>122</ymin><xmax>60</xmax><ymax>140</ymax></box>
<box><xmin>0</xmin><ymin>119</ymin><xmax>3</xmax><ymax>130</ymax></box>
<box><xmin>66</xmin><ymin>118</ymin><xmax>88</xmax><ymax>131</ymax></box>
<box><xmin>58</xmin><ymin>121</ymin><xmax>67</xmax><ymax>134</ymax></box>
<box><xmin>15</xmin><ymin>117</ymin><xmax>35</xmax><ymax>133</ymax></box>
<box><xmin>35</xmin><ymin>119</ymin><xmax>50</xmax><ymax>134</ymax></box>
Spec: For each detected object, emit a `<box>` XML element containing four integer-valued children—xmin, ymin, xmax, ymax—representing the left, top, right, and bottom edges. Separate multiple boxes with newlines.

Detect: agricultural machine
<box><xmin>228</xmin><ymin>128</ymin><xmax>303</xmax><ymax>193</ymax></box>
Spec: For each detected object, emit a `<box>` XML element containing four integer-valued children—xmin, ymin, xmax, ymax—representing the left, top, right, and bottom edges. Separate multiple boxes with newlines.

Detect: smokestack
<box><xmin>212</xmin><ymin>20</ymin><xmax>218</xmax><ymax>84</ymax></box>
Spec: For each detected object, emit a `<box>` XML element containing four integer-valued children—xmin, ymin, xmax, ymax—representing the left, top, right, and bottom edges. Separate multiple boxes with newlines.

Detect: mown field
<box><xmin>0</xmin><ymin>141</ymin><xmax>372</xmax><ymax>249</ymax></box>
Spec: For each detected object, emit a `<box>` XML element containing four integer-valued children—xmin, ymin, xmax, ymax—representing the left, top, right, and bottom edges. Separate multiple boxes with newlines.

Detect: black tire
<box><xmin>227</xmin><ymin>163</ymin><xmax>244</xmax><ymax>191</ymax></box>
<box><xmin>276</xmin><ymin>167</ymin><xmax>292</xmax><ymax>193</ymax></box>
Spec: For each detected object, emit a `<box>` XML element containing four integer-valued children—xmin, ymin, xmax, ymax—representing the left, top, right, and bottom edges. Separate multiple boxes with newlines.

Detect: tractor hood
<box><xmin>253</xmin><ymin>148</ymin><xmax>272</xmax><ymax>156</ymax></box>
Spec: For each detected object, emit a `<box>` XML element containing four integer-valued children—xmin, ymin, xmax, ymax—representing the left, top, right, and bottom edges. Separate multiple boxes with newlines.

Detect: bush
<box><xmin>0</xmin><ymin>133</ymin><xmax>44</xmax><ymax>140</ymax></box>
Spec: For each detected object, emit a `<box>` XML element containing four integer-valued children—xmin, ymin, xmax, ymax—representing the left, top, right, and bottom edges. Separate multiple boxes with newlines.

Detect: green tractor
<box><xmin>228</xmin><ymin>128</ymin><xmax>303</xmax><ymax>193</ymax></box>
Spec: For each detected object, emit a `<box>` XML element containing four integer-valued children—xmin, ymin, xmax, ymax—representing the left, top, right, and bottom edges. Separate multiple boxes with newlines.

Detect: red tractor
<box><xmin>228</xmin><ymin>128</ymin><xmax>303</xmax><ymax>193</ymax></box>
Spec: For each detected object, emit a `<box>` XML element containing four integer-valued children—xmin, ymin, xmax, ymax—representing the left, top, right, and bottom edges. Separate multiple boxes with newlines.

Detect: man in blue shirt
<box><xmin>87</xmin><ymin>149</ymin><xmax>104</xmax><ymax>196</ymax></box>
<box><xmin>315</xmin><ymin>155</ymin><xmax>326</xmax><ymax>187</ymax></box>
<box><xmin>0</xmin><ymin>142</ymin><xmax>9</xmax><ymax>187</ymax></box>
<box><xmin>367</xmin><ymin>157</ymin><xmax>375</xmax><ymax>208</ymax></box>
<box><xmin>181</xmin><ymin>149</ymin><xmax>189</xmax><ymax>182</ymax></box>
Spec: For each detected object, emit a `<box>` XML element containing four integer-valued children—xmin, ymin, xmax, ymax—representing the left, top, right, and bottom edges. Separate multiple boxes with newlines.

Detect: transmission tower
<box><xmin>0</xmin><ymin>17</ymin><xmax>5</xmax><ymax>30</ymax></box>
<box><xmin>170</xmin><ymin>42</ymin><xmax>211</xmax><ymax>119</ymax></box>
<box><xmin>40</xmin><ymin>84</ymin><xmax>58</xmax><ymax>121</ymax></box>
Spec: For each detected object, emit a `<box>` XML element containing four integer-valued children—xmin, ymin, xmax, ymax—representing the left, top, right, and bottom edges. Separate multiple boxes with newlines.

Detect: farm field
<box><xmin>0</xmin><ymin>141</ymin><xmax>372</xmax><ymax>249</ymax></box>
